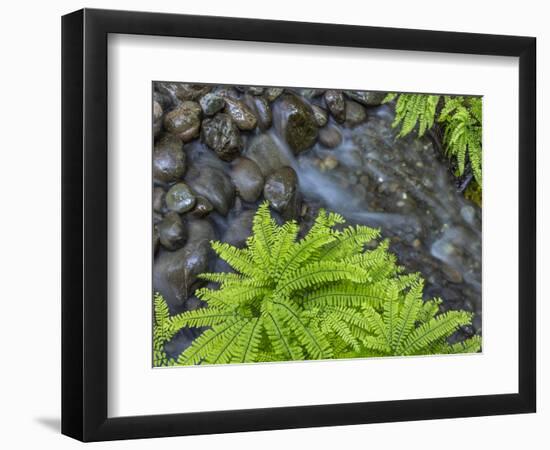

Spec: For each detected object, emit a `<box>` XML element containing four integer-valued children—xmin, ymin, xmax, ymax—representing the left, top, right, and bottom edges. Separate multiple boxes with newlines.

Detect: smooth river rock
<box><xmin>223</xmin><ymin>97</ymin><xmax>257</xmax><ymax>131</ymax></box>
<box><xmin>263</xmin><ymin>166</ymin><xmax>300</xmax><ymax>218</ymax></box>
<box><xmin>153</xmin><ymin>187</ymin><xmax>165</xmax><ymax>212</ymax></box>
<box><xmin>153</xmin><ymin>134</ymin><xmax>186</xmax><ymax>184</ymax></box>
<box><xmin>186</xmin><ymin>166</ymin><xmax>235</xmax><ymax>215</ymax></box>
<box><xmin>244</xmin><ymin>134</ymin><xmax>293</xmax><ymax>177</ymax></box>
<box><xmin>324</xmin><ymin>90</ymin><xmax>346</xmax><ymax>123</ymax></box>
<box><xmin>175</xmin><ymin>83</ymin><xmax>212</xmax><ymax>102</ymax></box>
<box><xmin>165</xmin><ymin>182</ymin><xmax>196</xmax><ymax>213</ymax></box>
<box><xmin>311</xmin><ymin>104</ymin><xmax>328</xmax><ymax>127</ymax></box>
<box><xmin>153</xmin><ymin>219</ymin><xmax>216</xmax><ymax>308</ymax></box>
<box><xmin>318</xmin><ymin>126</ymin><xmax>343</xmax><ymax>148</ymax></box>
<box><xmin>264</xmin><ymin>87</ymin><xmax>284</xmax><ymax>102</ymax></box>
<box><xmin>344</xmin><ymin>100</ymin><xmax>367</xmax><ymax>127</ymax></box>
<box><xmin>278</xmin><ymin>94</ymin><xmax>318</xmax><ymax>154</ymax></box>
<box><xmin>157</xmin><ymin>212</ymin><xmax>187</xmax><ymax>251</ymax></box>
<box><xmin>246</xmin><ymin>94</ymin><xmax>272</xmax><ymax>130</ymax></box>
<box><xmin>153</xmin><ymin>100</ymin><xmax>163</xmax><ymax>137</ymax></box>
<box><xmin>188</xmin><ymin>196</ymin><xmax>214</xmax><ymax>218</ymax></box>
<box><xmin>230</xmin><ymin>157</ymin><xmax>265</xmax><ymax>203</ymax></box>
<box><xmin>163</xmin><ymin>101</ymin><xmax>202</xmax><ymax>142</ymax></box>
<box><xmin>344</xmin><ymin>90</ymin><xmax>387</xmax><ymax>106</ymax></box>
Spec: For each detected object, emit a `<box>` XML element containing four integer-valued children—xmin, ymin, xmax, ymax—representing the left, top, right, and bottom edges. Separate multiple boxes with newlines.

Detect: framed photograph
<box><xmin>61</xmin><ymin>8</ymin><xmax>536</xmax><ymax>442</ymax></box>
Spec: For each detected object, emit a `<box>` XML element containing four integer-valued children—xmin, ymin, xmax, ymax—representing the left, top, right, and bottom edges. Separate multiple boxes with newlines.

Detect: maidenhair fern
<box><xmin>153</xmin><ymin>292</ymin><xmax>176</xmax><ymax>367</ymax></box>
<box><xmin>154</xmin><ymin>203</ymin><xmax>481</xmax><ymax>366</ymax></box>
<box><xmin>383</xmin><ymin>93</ymin><xmax>482</xmax><ymax>185</ymax></box>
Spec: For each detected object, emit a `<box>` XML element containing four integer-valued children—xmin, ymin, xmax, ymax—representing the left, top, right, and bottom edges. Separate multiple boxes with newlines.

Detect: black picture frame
<box><xmin>61</xmin><ymin>8</ymin><xmax>536</xmax><ymax>442</ymax></box>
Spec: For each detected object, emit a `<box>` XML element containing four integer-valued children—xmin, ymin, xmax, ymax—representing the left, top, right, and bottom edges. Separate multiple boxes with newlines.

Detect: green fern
<box><xmin>383</xmin><ymin>93</ymin><xmax>482</xmax><ymax>185</ymax></box>
<box><xmin>153</xmin><ymin>293</ymin><xmax>177</xmax><ymax>367</ymax></box>
<box><xmin>154</xmin><ymin>203</ymin><xmax>480</xmax><ymax>366</ymax></box>
<box><xmin>438</xmin><ymin>96</ymin><xmax>483</xmax><ymax>184</ymax></box>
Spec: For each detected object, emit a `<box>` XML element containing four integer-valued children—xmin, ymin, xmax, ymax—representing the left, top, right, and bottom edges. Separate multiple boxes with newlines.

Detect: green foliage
<box><xmin>154</xmin><ymin>203</ymin><xmax>481</xmax><ymax>366</ymax></box>
<box><xmin>384</xmin><ymin>93</ymin><xmax>440</xmax><ymax>138</ymax></box>
<box><xmin>153</xmin><ymin>293</ymin><xmax>176</xmax><ymax>367</ymax></box>
<box><xmin>464</xmin><ymin>179</ymin><xmax>482</xmax><ymax>207</ymax></box>
<box><xmin>383</xmin><ymin>93</ymin><xmax>482</xmax><ymax>185</ymax></box>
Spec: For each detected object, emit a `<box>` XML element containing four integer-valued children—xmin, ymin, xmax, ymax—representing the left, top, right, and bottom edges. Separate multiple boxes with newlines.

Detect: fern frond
<box><xmin>444</xmin><ymin>335</ymin><xmax>482</xmax><ymax>354</ymax></box>
<box><xmin>303</xmin><ymin>281</ymin><xmax>387</xmax><ymax>309</ymax></box>
<box><xmin>263</xmin><ymin>310</ymin><xmax>303</xmax><ymax>360</ymax></box>
<box><xmin>272</xmin><ymin>300</ymin><xmax>333</xmax><ymax>359</ymax></box>
<box><xmin>392</xmin><ymin>94</ymin><xmax>440</xmax><ymax>138</ymax></box>
<box><xmin>276</xmin><ymin>261</ymin><xmax>369</xmax><ymax>296</ymax></box>
<box><xmin>400</xmin><ymin>311</ymin><xmax>473</xmax><ymax>355</ymax></box>
<box><xmin>169</xmin><ymin>307</ymin><xmax>237</xmax><ymax>329</ymax></box>
<box><xmin>320</xmin><ymin>225</ymin><xmax>380</xmax><ymax>261</ymax></box>
<box><xmin>392</xmin><ymin>281</ymin><xmax>423</xmax><ymax>351</ymax></box>
<box><xmin>153</xmin><ymin>293</ymin><xmax>177</xmax><ymax>367</ymax></box>
<box><xmin>276</xmin><ymin>210</ymin><xmax>341</xmax><ymax>279</ymax></box>
<box><xmin>248</xmin><ymin>202</ymin><xmax>278</xmax><ymax>268</ymax></box>
<box><xmin>210</xmin><ymin>242</ymin><xmax>258</xmax><ymax>277</ymax></box>
<box><xmin>236</xmin><ymin>318</ymin><xmax>264</xmax><ymax>363</ymax></box>
<box><xmin>176</xmin><ymin>318</ymin><xmax>245</xmax><ymax>365</ymax></box>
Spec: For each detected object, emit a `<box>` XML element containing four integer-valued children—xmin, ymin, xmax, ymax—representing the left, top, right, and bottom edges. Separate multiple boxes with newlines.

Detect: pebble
<box><xmin>165</xmin><ymin>183</ymin><xmax>196</xmax><ymax>213</ymax></box>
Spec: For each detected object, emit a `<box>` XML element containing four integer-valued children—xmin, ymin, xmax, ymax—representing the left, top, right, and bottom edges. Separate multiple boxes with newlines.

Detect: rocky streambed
<box><xmin>152</xmin><ymin>82</ymin><xmax>482</xmax><ymax>358</ymax></box>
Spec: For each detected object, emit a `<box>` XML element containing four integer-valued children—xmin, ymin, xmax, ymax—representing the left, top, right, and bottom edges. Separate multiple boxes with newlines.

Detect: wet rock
<box><xmin>344</xmin><ymin>90</ymin><xmax>386</xmax><ymax>106</ymax></box>
<box><xmin>263</xmin><ymin>166</ymin><xmax>300</xmax><ymax>218</ymax></box>
<box><xmin>278</xmin><ymin>94</ymin><xmax>318</xmax><ymax>153</ymax></box>
<box><xmin>153</xmin><ymin>187</ymin><xmax>165</xmax><ymax>212</ymax></box>
<box><xmin>186</xmin><ymin>166</ymin><xmax>235</xmax><ymax>215</ymax></box>
<box><xmin>163</xmin><ymin>101</ymin><xmax>202</xmax><ymax>142</ymax></box>
<box><xmin>222</xmin><ymin>210</ymin><xmax>255</xmax><ymax>248</ymax></box>
<box><xmin>230</xmin><ymin>157</ymin><xmax>264</xmax><ymax>202</ymax></box>
<box><xmin>318</xmin><ymin>126</ymin><xmax>342</xmax><ymax>148</ymax></box>
<box><xmin>300</xmin><ymin>88</ymin><xmax>325</xmax><ymax>98</ymax></box>
<box><xmin>185</xmin><ymin>296</ymin><xmax>207</xmax><ymax>311</ymax></box>
<box><xmin>199</xmin><ymin>92</ymin><xmax>225</xmax><ymax>116</ymax></box>
<box><xmin>188</xmin><ymin>196</ymin><xmax>214</xmax><ymax>218</ymax></box>
<box><xmin>153</xmin><ymin>88</ymin><xmax>174</xmax><ymax>111</ymax></box>
<box><xmin>246</xmin><ymin>95</ymin><xmax>272</xmax><ymax>130</ymax></box>
<box><xmin>324</xmin><ymin>90</ymin><xmax>346</xmax><ymax>123</ymax></box>
<box><xmin>244</xmin><ymin>134</ymin><xmax>293</xmax><ymax>176</ymax></box>
<box><xmin>157</xmin><ymin>212</ymin><xmax>187</xmax><ymax>250</ymax></box>
<box><xmin>165</xmin><ymin>183</ymin><xmax>196</xmax><ymax>213</ymax></box>
<box><xmin>214</xmin><ymin>85</ymin><xmax>240</xmax><ymax>99</ymax></box>
<box><xmin>311</xmin><ymin>105</ymin><xmax>328</xmax><ymax>127</ymax></box>
<box><xmin>153</xmin><ymin>134</ymin><xmax>186</xmax><ymax>184</ymax></box>
<box><xmin>153</xmin><ymin>211</ymin><xmax>163</xmax><ymax>225</ymax></box>
<box><xmin>153</xmin><ymin>219</ymin><xmax>215</xmax><ymax>308</ymax></box>
<box><xmin>345</xmin><ymin>100</ymin><xmax>367</xmax><ymax>127</ymax></box>
<box><xmin>154</xmin><ymin>82</ymin><xmax>180</xmax><ymax>106</ymax></box>
<box><xmin>153</xmin><ymin>225</ymin><xmax>160</xmax><ymax>254</ymax></box>
<box><xmin>201</xmin><ymin>113</ymin><xmax>243</xmax><ymax>161</ymax></box>
<box><xmin>175</xmin><ymin>83</ymin><xmax>211</xmax><ymax>101</ymax></box>
<box><xmin>153</xmin><ymin>100</ymin><xmax>163</xmax><ymax>137</ymax></box>
<box><xmin>264</xmin><ymin>87</ymin><xmax>284</xmax><ymax>102</ymax></box>
<box><xmin>320</xmin><ymin>155</ymin><xmax>339</xmax><ymax>171</ymax></box>
<box><xmin>164</xmin><ymin>327</ymin><xmax>198</xmax><ymax>357</ymax></box>
<box><xmin>441</xmin><ymin>264</ymin><xmax>464</xmax><ymax>284</ymax></box>
<box><xmin>247</xmin><ymin>86</ymin><xmax>264</xmax><ymax>95</ymax></box>
<box><xmin>223</xmin><ymin>97</ymin><xmax>257</xmax><ymax>130</ymax></box>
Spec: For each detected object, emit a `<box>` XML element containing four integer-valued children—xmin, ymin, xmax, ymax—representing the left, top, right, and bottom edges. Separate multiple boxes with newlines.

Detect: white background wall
<box><xmin>0</xmin><ymin>0</ymin><xmax>546</xmax><ymax>448</ymax></box>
